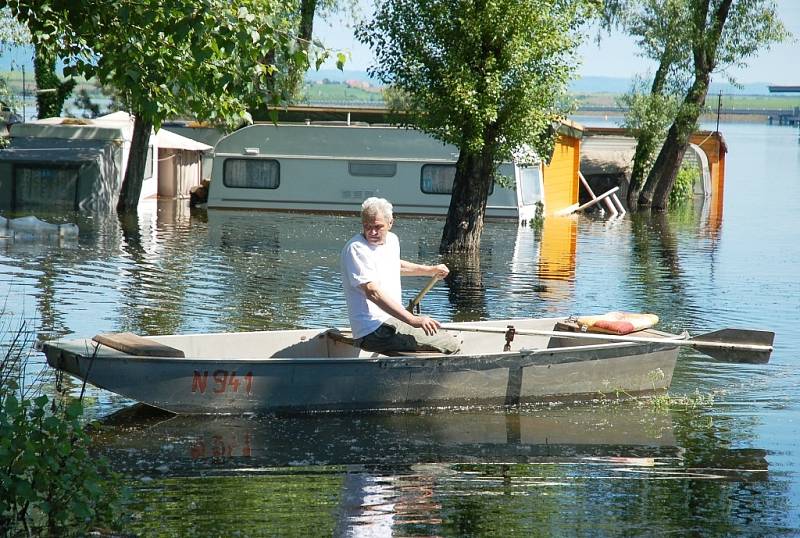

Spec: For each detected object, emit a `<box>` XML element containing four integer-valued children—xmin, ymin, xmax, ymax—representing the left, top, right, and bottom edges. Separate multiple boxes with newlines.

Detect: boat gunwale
<box><xmin>43</xmin><ymin>336</ymin><xmax>683</xmax><ymax>369</ymax></box>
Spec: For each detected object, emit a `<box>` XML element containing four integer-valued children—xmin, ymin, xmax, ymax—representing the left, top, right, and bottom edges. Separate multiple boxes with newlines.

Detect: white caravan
<box><xmin>207</xmin><ymin>123</ymin><xmax>543</xmax><ymax>220</ymax></box>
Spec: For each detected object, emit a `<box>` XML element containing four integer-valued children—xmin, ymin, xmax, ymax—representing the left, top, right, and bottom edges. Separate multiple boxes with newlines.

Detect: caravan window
<box><xmin>421</xmin><ymin>164</ymin><xmax>493</xmax><ymax>195</ymax></box>
<box><xmin>223</xmin><ymin>158</ymin><xmax>280</xmax><ymax>189</ymax></box>
<box><xmin>13</xmin><ymin>165</ymin><xmax>79</xmax><ymax>210</ymax></box>
<box><xmin>348</xmin><ymin>161</ymin><xmax>397</xmax><ymax>178</ymax></box>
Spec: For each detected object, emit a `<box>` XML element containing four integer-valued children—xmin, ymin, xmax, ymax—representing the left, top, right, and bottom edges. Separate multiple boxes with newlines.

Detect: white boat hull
<box><xmin>43</xmin><ymin>318</ymin><xmax>680</xmax><ymax>414</ymax></box>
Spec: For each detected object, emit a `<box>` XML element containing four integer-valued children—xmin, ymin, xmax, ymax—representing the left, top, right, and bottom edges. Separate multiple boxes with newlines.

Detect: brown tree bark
<box><xmin>627</xmin><ymin>55</ymin><xmax>672</xmax><ymax>209</ymax></box>
<box><xmin>439</xmin><ymin>145</ymin><xmax>496</xmax><ymax>254</ymax></box>
<box><xmin>639</xmin><ymin>72</ymin><xmax>709</xmax><ymax>209</ymax></box>
<box><xmin>116</xmin><ymin>115</ymin><xmax>153</xmax><ymax>213</ymax></box>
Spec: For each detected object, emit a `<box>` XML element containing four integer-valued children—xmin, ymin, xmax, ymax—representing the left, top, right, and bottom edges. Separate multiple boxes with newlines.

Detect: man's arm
<box><xmin>359</xmin><ymin>281</ymin><xmax>442</xmax><ymax>336</ymax></box>
<box><xmin>400</xmin><ymin>260</ymin><xmax>450</xmax><ymax>278</ymax></box>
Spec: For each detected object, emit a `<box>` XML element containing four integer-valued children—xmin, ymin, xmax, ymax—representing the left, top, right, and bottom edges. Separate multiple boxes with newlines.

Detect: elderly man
<box><xmin>341</xmin><ymin>197</ymin><xmax>461</xmax><ymax>354</ymax></box>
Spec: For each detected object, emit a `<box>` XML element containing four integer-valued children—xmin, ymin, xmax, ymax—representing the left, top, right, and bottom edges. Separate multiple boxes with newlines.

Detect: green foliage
<box><xmin>0</xmin><ymin>6</ymin><xmax>29</xmax><ymax>48</ymax></box>
<box><xmin>357</xmin><ymin>0</ymin><xmax>590</xmax><ymax>161</ymax></box>
<box><xmin>357</xmin><ymin>0</ymin><xmax>591</xmax><ymax>250</ymax></box>
<box><xmin>668</xmin><ymin>163</ymin><xmax>698</xmax><ymax>206</ymax></box>
<box><xmin>66</xmin><ymin>80</ymin><xmax>124</xmax><ymax>119</ymax></box>
<box><xmin>613</xmin><ymin>0</ymin><xmax>789</xmax><ymax>209</ymax></box>
<box><xmin>33</xmin><ymin>44</ymin><xmax>76</xmax><ymax>119</ymax></box>
<box><xmin>619</xmin><ymin>77</ymin><xmax>681</xmax><ymax>144</ymax></box>
<box><xmin>0</xmin><ymin>325</ymin><xmax>124</xmax><ymax>535</ymax></box>
<box><xmin>3</xmin><ymin>0</ymin><xmax>336</xmax><ymax>131</ymax></box>
<box><xmin>528</xmin><ymin>201</ymin><xmax>545</xmax><ymax>230</ymax></box>
<box><xmin>1</xmin><ymin>77</ymin><xmax>16</xmax><ymax>149</ymax></box>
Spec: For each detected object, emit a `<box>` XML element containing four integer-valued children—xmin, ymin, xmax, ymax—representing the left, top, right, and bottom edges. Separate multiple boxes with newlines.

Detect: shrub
<box><xmin>0</xmin><ymin>323</ymin><xmax>124</xmax><ymax>535</ymax></box>
<box><xmin>669</xmin><ymin>164</ymin><xmax>699</xmax><ymax>206</ymax></box>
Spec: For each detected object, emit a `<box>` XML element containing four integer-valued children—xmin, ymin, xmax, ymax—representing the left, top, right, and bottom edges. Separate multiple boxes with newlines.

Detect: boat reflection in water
<box><xmin>97</xmin><ymin>404</ymin><xmax>768</xmax><ymax>536</ymax></box>
<box><xmin>97</xmin><ymin>404</ymin><xmax>679</xmax><ymax>472</ymax></box>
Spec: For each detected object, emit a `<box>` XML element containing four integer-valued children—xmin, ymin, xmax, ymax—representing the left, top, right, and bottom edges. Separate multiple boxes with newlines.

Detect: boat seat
<box><xmin>92</xmin><ymin>332</ymin><xmax>186</xmax><ymax>358</ymax></box>
<box><xmin>323</xmin><ymin>328</ymin><xmax>446</xmax><ymax>357</ymax></box>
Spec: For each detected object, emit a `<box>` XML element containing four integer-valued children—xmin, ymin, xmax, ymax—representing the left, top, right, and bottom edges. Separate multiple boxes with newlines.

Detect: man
<box><xmin>341</xmin><ymin>197</ymin><xmax>461</xmax><ymax>354</ymax></box>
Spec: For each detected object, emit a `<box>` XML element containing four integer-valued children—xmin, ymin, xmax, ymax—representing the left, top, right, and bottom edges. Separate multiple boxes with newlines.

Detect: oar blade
<box><xmin>689</xmin><ymin>329</ymin><xmax>775</xmax><ymax>364</ymax></box>
<box><xmin>696</xmin><ymin>346</ymin><xmax>772</xmax><ymax>364</ymax></box>
<box><xmin>698</xmin><ymin>328</ymin><xmax>775</xmax><ymax>347</ymax></box>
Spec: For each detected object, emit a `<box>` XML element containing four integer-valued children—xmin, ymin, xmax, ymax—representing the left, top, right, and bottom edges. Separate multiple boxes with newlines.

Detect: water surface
<box><xmin>1</xmin><ymin>122</ymin><xmax>798</xmax><ymax>535</ymax></box>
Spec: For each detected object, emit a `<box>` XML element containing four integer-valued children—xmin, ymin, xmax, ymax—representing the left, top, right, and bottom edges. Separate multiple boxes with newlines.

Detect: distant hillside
<box><xmin>307</xmin><ymin>70</ymin><xmax>778</xmax><ymax>96</ymax></box>
<box><xmin>572</xmin><ymin>76</ymin><xmax>775</xmax><ymax>96</ymax></box>
<box><xmin>305</xmin><ymin>69</ymin><xmax>379</xmax><ymax>84</ymax></box>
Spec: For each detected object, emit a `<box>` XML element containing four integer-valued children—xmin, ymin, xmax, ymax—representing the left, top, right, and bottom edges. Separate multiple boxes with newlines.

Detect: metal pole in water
<box><xmin>22</xmin><ymin>64</ymin><xmax>26</xmax><ymax>123</ymax></box>
<box><xmin>716</xmin><ymin>91</ymin><xmax>722</xmax><ymax>133</ymax></box>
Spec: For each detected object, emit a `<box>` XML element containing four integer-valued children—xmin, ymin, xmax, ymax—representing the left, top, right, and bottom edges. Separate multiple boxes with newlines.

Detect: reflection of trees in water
<box><xmin>213</xmin><ymin>218</ymin><xmax>287</xmax><ymax>331</ymax></box>
<box><xmin>98</xmin><ymin>404</ymin><xmax>788</xmax><ymax>534</ymax></box>
<box><xmin>663</xmin><ymin>406</ymin><xmax>781</xmax><ymax>533</ymax></box>
<box><xmin>117</xmin><ymin>212</ymin><xmax>187</xmax><ymax>335</ymax></box>
<box><xmin>630</xmin><ymin>211</ymin><xmax>687</xmax><ymax>316</ymax></box>
<box><xmin>207</xmin><ymin>211</ymin><xmax>350</xmax><ymax>332</ymax></box>
<box><xmin>443</xmin><ymin>252</ymin><xmax>487</xmax><ymax>322</ymax></box>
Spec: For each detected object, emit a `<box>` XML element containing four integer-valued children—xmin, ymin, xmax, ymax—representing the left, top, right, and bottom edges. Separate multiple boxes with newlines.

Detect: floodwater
<box><xmin>1</xmin><ymin>121</ymin><xmax>799</xmax><ymax>535</ymax></box>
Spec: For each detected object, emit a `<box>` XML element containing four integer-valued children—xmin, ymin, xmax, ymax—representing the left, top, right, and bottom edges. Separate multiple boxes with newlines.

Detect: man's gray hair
<box><xmin>361</xmin><ymin>197</ymin><xmax>393</xmax><ymax>221</ymax></box>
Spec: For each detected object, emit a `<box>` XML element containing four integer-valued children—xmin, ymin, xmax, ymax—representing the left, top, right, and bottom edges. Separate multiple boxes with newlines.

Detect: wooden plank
<box><xmin>325</xmin><ymin>328</ymin><xmax>356</xmax><ymax>346</ymax></box>
<box><xmin>93</xmin><ymin>332</ymin><xmax>185</xmax><ymax>358</ymax></box>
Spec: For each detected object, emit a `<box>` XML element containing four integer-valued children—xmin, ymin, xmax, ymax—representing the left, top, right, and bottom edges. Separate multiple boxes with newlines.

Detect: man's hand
<box><xmin>430</xmin><ymin>264</ymin><xmax>449</xmax><ymax>279</ymax></box>
<box><xmin>412</xmin><ymin>315</ymin><xmax>441</xmax><ymax>336</ymax></box>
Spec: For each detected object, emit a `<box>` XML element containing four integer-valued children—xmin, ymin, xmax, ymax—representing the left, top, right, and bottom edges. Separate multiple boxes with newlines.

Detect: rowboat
<box><xmin>43</xmin><ymin>316</ymin><xmax>696</xmax><ymax>414</ymax></box>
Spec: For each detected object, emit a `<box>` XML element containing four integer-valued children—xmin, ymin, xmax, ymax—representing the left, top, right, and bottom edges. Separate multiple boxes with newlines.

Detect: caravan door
<box><xmin>515</xmin><ymin>163</ymin><xmax>544</xmax><ymax>222</ymax></box>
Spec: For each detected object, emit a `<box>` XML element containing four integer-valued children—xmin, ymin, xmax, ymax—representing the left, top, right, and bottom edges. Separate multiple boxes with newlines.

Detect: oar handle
<box><xmin>407</xmin><ymin>275</ymin><xmax>440</xmax><ymax>313</ymax></box>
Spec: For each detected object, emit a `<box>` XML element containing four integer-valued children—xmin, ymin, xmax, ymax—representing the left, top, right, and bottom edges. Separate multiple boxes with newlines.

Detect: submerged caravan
<box><xmin>206</xmin><ymin>120</ymin><xmax>585</xmax><ymax>220</ymax></box>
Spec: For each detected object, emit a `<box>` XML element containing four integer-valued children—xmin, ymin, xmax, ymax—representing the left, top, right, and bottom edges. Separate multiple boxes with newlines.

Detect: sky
<box><xmin>315</xmin><ymin>0</ymin><xmax>800</xmax><ymax>85</ymax></box>
<box><xmin>2</xmin><ymin>1</ymin><xmax>797</xmax><ymax>85</ymax></box>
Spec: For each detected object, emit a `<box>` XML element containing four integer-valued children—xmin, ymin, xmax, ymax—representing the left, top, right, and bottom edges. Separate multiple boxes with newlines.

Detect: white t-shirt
<box><xmin>341</xmin><ymin>232</ymin><xmax>402</xmax><ymax>339</ymax></box>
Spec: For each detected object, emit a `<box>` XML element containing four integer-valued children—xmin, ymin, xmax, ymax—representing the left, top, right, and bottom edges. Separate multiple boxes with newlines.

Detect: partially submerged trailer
<box><xmin>207</xmin><ymin>123</ymin><xmax>547</xmax><ymax>220</ymax></box>
<box><xmin>0</xmin><ymin>113</ymin><xmax>157</xmax><ymax>212</ymax></box>
<box><xmin>0</xmin><ymin>112</ymin><xmax>212</xmax><ymax>212</ymax></box>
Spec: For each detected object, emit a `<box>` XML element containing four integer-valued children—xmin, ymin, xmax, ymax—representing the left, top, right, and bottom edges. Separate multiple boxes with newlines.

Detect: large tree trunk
<box><xmin>116</xmin><ymin>115</ymin><xmax>153</xmax><ymax>213</ymax></box>
<box><xmin>439</xmin><ymin>146</ymin><xmax>495</xmax><ymax>254</ymax></box>
<box><xmin>33</xmin><ymin>43</ymin><xmax>75</xmax><ymax>119</ymax></box>
<box><xmin>627</xmin><ymin>55</ymin><xmax>672</xmax><ymax>209</ymax></box>
<box><xmin>639</xmin><ymin>72</ymin><xmax>710</xmax><ymax>210</ymax></box>
<box><xmin>286</xmin><ymin>0</ymin><xmax>319</xmax><ymax>97</ymax></box>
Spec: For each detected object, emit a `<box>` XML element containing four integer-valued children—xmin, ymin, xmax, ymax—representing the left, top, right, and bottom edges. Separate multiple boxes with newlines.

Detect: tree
<box><xmin>3</xmin><ymin>0</ymin><xmax>333</xmax><ymax>212</ymax></box>
<box><xmin>33</xmin><ymin>43</ymin><xmax>75</xmax><ymax>119</ymax></box>
<box><xmin>357</xmin><ymin>0</ymin><xmax>590</xmax><ymax>253</ymax></box>
<box><xmin>0</xmin><ymin>7</ymin><xmax>29</xmax><ymax>123</ymax></box>
<box><xmin>617</xmin><ymin>0</ymin><xmax>787</xmax><ymax>210</ymax></box>
<box><xmin>2</xmin><ymin>8</ymin><xmax>77</xmax><ymax>120</ymax></box>
<box><xmin>609</xmin><ymin>0</ymin><xmax>691</xmax><ymax>208</ymax></box>
<box><xmin>287</xmin><ymin>0</ymin><xmax>354</xmax><ymax>95</ymax></box>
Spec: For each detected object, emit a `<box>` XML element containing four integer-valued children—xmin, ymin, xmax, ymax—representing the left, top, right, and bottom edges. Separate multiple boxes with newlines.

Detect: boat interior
<box><xmin>92</xmin><ymin>318</ymin><xmax>638</xmax><ymax>360</ymax></box>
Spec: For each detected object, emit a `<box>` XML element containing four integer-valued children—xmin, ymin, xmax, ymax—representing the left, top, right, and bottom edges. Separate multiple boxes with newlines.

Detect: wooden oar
<box><xmin>407</xmin><ymin>275</ymin><xmax>440</xmax><ymax>313</ymax></box>
<box><xmin>442</xmin><ymin>324</ymin><xmax>774</xmax><ymax>364</ymax></box>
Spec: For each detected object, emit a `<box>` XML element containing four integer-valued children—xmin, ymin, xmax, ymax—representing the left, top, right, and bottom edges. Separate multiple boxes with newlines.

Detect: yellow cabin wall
<box><xmin>543</xmin><ymin>135</ymin><xmax>580</xmax><ymax>215</ymax></box>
